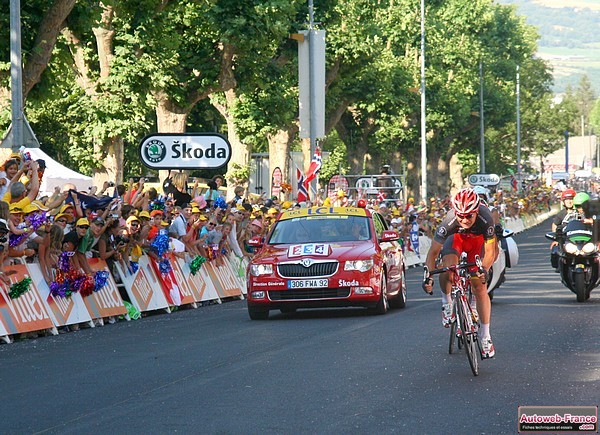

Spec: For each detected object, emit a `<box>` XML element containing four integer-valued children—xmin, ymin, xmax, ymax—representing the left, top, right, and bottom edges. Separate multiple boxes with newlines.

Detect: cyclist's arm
<box><xmin>425</xmin><ymin>239</ymin><xmax>443</xmax><ymax>273</ymax></box>
<box><xmin>482</xmin><ymin>237</ymin><xmax>497</xmax><ymax>272</ymax></box>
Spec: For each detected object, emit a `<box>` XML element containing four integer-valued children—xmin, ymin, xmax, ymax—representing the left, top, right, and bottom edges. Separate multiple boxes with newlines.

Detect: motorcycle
<box><xmin>487</xmin><ymin>227</ymin><xmax>519</xmax><ymax>300</ymax></box>
<box><xmin>545</xmin><ymin>218</ymin><xmax>600</xmax><ymax>302</ymax></box>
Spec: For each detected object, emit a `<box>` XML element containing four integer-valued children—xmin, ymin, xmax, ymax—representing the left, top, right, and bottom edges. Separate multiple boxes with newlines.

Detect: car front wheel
<box><xmin>248</xmin><ymin>305</ymin><xmax>269</xmax><ymax>320</ymax></box>
<box><xmin>372</xmin><ymin>277</ymin><xmax>389</xmax><ymax>315</ymax></box>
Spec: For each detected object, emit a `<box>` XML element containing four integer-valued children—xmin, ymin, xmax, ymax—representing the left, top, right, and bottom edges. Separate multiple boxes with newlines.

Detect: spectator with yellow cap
<box><xmin>7</xmin><ymin>203</ymin><xmax>36</xmax><ymax>261</ymax></box>
<box><xmin>4</xmin><ymin>159</ymin><xmax>40</xmax><ymax>210</ymax></box>
<box><xmin>75</xmin><ymin>215</ymin><xmax>109</xmax><ymax>274</ymax></box>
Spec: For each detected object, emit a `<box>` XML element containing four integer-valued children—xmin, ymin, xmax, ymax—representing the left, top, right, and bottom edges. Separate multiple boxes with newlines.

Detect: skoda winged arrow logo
<box><xmin>301</xmin><ymin>259</ymin><xmax>313</xmax><ymax>268</ymax></box>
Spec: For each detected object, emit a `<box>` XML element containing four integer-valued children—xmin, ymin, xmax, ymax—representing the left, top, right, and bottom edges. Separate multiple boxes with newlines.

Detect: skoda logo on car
<box><xmin>139</xmin><ymin>133</ymin><xmax>232</xmax><ymax>169</ymax></box>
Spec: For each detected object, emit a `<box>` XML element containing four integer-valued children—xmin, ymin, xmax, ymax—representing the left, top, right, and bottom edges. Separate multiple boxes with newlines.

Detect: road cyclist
<box><xmin>422</xmin><ymin>187</ymin><xmax>497</xmax><ymax>359</ymax></box>
<box><xmin>425</xmin><ymin>253</ymin><xmax>485</xmax><ymax>375</ymax></box>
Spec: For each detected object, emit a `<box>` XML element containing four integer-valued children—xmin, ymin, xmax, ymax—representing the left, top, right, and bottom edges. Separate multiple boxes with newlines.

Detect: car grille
<box><xmin>269</xmin><ymin>288</ymin><xmax>351</xmax><ymax>300</ymax></box>
<box><xmin>277</xmin><ymin>262</ymin><xmax>338</xmax><ymax>278</ymax></box>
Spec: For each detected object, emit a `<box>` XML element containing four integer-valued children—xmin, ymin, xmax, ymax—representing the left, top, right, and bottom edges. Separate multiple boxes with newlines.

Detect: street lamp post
<box><xmin>565</xmin><ymin>131</ymin><xmax>569</xmax><ymax>174</ymax></box>
<box><xmin>420</xmin><ymin>0</ymin><xmax>427</xmax><ymax>202</ymax></box>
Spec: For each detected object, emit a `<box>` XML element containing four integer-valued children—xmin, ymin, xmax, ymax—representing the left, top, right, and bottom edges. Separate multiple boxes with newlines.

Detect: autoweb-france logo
<box><xmin>143</xmin><ymin>139</ymin><xmax>167</xmax><ymax>164</ymax></box>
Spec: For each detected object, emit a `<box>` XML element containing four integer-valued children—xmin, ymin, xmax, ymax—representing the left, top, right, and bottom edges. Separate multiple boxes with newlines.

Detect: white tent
<box><xmin>25</xmin><ymin>148</ymin><xmax>93</xmax><ymax>196</ymax></box>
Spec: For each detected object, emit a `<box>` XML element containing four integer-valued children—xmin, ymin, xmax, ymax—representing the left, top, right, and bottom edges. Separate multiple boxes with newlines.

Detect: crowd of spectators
<box><xmin>0</xmin><ymin>147</ymin><xmax>571</xmax><ymax>338</ymax></box>
<box><xmin>0</xmin><ymin>148</ymin><xmax>563</xmax><ymax>296</ymax></box>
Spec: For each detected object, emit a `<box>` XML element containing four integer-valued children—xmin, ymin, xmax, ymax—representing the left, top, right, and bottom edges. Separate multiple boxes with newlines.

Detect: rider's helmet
<box><xmin>451</xmin><ymin>188</ymin><xmax>481</xmax><ymax>215</ymax></box>
<box><xmin>561</xmin><ymin>189</ymin><xmax>576</xmax><ymax>201</ymax></box>
<box><xmin>573</xmin><ymin>192</ymin><xmax>590</xmax><ymax>208</ymax></box>
<box><xmin>472</xmin><ymin>186</ymin><xmax>491</xmax><ymax>203</ymax></box>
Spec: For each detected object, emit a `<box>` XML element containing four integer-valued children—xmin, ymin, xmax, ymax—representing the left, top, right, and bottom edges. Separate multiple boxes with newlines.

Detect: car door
<box><xmin>373</xmin><ymin>213</ymin><xmax>402</xmax><ymax>290</ymax></box>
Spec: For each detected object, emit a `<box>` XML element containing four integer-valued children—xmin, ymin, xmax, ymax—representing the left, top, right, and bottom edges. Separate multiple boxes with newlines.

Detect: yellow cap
<box><xmin>9</xmin><ymin>203</ymin><xmax>23</xmax><ymax>214</ymax></box>
<box><xmin>60</xmin><ymin>204</ymin><xmax>75</xmax><ymax>213</ymax></box>
<box><xmin>76</xmin><ymin>217</ymin><xmax>90</xmax><ymax>227</ymax></box>
<box><xmin>138</xmin><ymin>211</ymin><xmax>151</xmax><ymax>219</ymax></box>
<box><xmin>126</xmin><ymin>215</ymin><xmax>140</xmax><ymax>224</ymax></box>
<box><xmin>267</xmin><ymin>207</ymin><xmax>278</xmax><ymax>215</ymax></box>
<box><xmin>31</xmin><ymin>200</ymin><xmax>49</xmax><ymax>211</ymax></box>
<box><xmin>22</xmin><ymin>204</ymin><xmax>38</xmax><ymax>214</ymax></box>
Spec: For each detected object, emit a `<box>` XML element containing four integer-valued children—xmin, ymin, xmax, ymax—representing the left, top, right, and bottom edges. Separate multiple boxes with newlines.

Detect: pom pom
<box><xmin>9</xmin><ymin>233</ymin><xmax>29</xmax><ymax>247</ymax></box>
<box><xmin>8</xmin><ymin>277</ymin><xmax>32</xmax><ymax>299</ymax></box>
<box><xmin>50</xmin><ymin>281</ymin><xmax>71</xmax><ymax>298</ymax></box>
<box><xmin>79</xmin><ymin>275</ymin><xmax>95</xmax><ymax>297</ymax></box>
<box><xmin>214</xmin><ymin>197</ymin><xmax>227</xmax><ymax>209</ymax></box>
<box><xmin>150</xmin><ymin>199</ymin><xmax>165</xmax><ymax>211</ymax></box>
<box><xmin>58</xmin><ymin>252</ymin><xmax>72</xmax><ymax>272</ymax></box>
<box><xmin>158</xmin><ymin>258</ymin><xmax>172</xmax><ymax>275</ymax></box>
<box><xmin>27</xmin><ymin>211</ymin><xmax>47</xmax><ymax>230</ymax></box>
<box><xmin>94</xmin><ymin>270</ymin><xmax>110</xmax><ymax>291</ymax></box>
<box><xmin>151</xmin><ymin>232</ymin><xmax>170</xmax><ymax>257</ymax></box>
<box><xmin>189</xmin><ymin>255</ymin><xmax>206</xmax><ymax>275</ymax></box>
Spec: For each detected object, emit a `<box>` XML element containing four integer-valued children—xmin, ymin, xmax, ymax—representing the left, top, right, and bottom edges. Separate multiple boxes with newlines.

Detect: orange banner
<box><xmin>203</xmin><ymin>259</ymin><xmax>244</xmax><ymax>299</ymax></box>
<box><xmin>83</xmin><ymin>259</ymin><xmax>128</xmax><ymax>319</ymax></box>
<box><xmin>0</xmin><ymin>265</ymin><xmax>54</xmax><ymax>335</ymax></box>
<box><xmin>168</xmin><ymin>254</ymin><xmax>203</xmax><ymax>303</ymax></box>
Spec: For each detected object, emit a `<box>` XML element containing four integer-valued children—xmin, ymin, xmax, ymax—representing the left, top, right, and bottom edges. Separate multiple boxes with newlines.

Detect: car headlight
<box><xmin>250</xmin><ymin>264</ymin><xmax>273</xmax><ymax>276</ymax></box>
<box><xmin>564</xmin><ymin>243</ymin><xmax>578</xmax><ymax>254</ymax></box>
<box><xmin>582</xmin><ymin>242</ymin><xmax>596</xmax><ymax>254</ymax></box>
<box><xmin>344</xmin><ymin>259</ymin><xmax>374</xmax><ymax>272</ymax></box>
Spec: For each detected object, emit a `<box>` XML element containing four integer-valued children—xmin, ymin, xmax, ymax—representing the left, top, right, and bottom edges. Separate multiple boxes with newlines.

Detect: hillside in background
<box><xmin>496</xmin><ymin>0</ymin><xmax>600</xmax><ymax>95</ymax></box>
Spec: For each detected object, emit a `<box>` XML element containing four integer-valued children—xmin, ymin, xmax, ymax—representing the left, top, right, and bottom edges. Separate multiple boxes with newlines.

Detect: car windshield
<box><xmin>268</xmin><ymin>215</ymin><xmax>371</xmax><ymax>244</ymax></box>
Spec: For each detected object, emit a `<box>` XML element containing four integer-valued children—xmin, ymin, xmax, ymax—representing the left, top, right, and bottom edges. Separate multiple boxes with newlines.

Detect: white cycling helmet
<box><xmin>472</xmin><ymin>186</ymin><xmax>491</xmax><ymax>203</ymax></box>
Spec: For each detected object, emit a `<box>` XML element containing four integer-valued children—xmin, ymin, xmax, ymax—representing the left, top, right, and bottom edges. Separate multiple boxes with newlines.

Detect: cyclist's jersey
<box><xmin>553</xmin><ymin>208</ymin><xmax>578</xmax><ymax>228</ymax></box>
<box><xmin>433</xmin><ymin>204</ymin><xmax>495</xmax><ymax>244</ymax></box>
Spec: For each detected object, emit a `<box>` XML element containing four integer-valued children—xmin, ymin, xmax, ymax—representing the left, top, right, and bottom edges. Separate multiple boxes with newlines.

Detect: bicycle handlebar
<box><xmin>423</xmin><ymin>255</ymin><xmax>483</xmax><ymax>280</ymax></box>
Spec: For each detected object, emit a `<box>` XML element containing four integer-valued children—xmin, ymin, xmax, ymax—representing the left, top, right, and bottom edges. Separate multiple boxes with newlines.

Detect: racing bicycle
<box><xmin>424</xmin><ymin>253</ymin><xmax>484</xmax><ymax>376</ymax></box>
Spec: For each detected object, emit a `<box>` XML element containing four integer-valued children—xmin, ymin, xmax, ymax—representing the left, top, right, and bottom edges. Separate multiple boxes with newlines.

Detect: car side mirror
<box><xmin>248</xmin><ymin>236</ymin><xmax>263</xmax><ymax>247</ymax></box>
<box><xmin>380</xmin><ymin>230</ymin><xmax>399</xmax><ymax>242</ymax></box>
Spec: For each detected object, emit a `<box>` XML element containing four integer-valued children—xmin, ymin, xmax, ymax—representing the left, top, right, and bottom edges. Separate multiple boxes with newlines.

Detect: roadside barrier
<box><xmin>0</xmin><ymin>254</ymin><xmax>246</xmax><ymax>343</ymax></box>
<box><xmin>0</xmin><ymin>208</ymin><xmax>558</xmax><ymax>343</ymax></box>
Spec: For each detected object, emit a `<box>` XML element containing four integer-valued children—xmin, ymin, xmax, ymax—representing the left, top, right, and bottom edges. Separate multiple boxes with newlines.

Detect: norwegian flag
<box><xmin>510</xmin><ymin>175</ymin><xmax>518</xmax><ymax>191</ymax></box>
<box><xmin>377</xmin><ymin>190</ymin><xmax>387</xmax><ymax>202</ymax></box>
<box><xmin>304</xmin><ymin>146</ymin><xmax>322</xmax><ymax>184</ymax></box>
<box><xmin>297</xmin><ymin>168</ymin><xmax>309</xmax><ymax>202</ymax></box>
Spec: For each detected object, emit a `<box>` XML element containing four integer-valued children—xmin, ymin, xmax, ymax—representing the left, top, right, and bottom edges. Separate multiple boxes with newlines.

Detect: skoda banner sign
<box><xmin>139</xmin><ymin>133</ymin><xmax>232</xmax><ymax>170</ymax></box>
<box><xmin>468</xmin><ymin>173</ymin><xmax>500</xmax><ymax>186</ymax></box>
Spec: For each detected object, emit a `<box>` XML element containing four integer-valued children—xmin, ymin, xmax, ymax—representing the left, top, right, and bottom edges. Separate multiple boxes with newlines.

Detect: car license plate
<box><xmin>287</xmin><ymin>279</ymin><xmax>329</xmax><ymax>289</ymax></box>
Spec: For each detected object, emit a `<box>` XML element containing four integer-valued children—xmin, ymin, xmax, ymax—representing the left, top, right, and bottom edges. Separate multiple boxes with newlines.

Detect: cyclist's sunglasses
<box><xmin>457</xmin><ymin>213</ymin><xmax>476</xmax><ymax>220</ymax></box>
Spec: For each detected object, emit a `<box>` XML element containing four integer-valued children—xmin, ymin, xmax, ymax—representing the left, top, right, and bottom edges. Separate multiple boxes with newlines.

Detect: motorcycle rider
<box><xmin>422</xmin><ymin>188</ymin><xmax>497</xmax><ymax>359</ymax></box>
<box><xmin>573</xmin><ymin>192</ymin><xmax>593</xmax><ymax>224</ymax></box>
<box><xmin>551</xmin><ymin>189</ymin><xmax>577</xmax><ymax>232</ymax></box>
<box><xmin>550</xmin><ymin>189</ymin><xmax>577</xmax><ymax>270</ymax></box>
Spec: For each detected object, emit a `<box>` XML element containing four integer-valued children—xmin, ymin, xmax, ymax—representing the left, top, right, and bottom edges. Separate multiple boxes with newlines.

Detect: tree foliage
<box><xmin>0</xmin><ymin>0</ymin><xmax>584</xmax><ymax>199</ymax></box>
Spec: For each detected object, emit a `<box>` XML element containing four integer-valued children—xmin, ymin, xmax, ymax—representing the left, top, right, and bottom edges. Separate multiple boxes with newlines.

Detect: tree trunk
<box><xmin>267</xmin><ymin>125</ymin><xmax>297</xmax><ymax>200</ymax></box>
<box><xmin>154</xmin><ymin>93</ymin><xmax>190</xmax><ymax>187</ymax></box>
<box><xmin>93</xmin><ymin>136</ymin><xmax>123</xmax><ymax>186</ymax></box>
<box><xmin>211</xmin><ymin>89</ymin><xmax>250</xmax><ymax>200</ymax></box>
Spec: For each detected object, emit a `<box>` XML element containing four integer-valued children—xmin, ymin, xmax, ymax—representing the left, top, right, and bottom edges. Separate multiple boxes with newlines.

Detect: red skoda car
<box><xmin>246</xmin><ymin>206</ymin><xmax>407</xmax><ymax>319</ymax></box>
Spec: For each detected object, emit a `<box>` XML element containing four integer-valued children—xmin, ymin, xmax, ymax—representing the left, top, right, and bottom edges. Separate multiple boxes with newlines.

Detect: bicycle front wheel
<box><xmin>448</xmin><ymin>315</ymin><xmax>457</xmax><ymax>354</ymax></box>
<box><xmin>458</xmin><ymin>296</ymin><xmax>479</xmax><ymax>376</ymax></box>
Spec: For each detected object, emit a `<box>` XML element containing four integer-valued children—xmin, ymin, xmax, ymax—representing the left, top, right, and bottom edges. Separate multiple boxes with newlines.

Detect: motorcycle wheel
<box><xmin>574</xmin><ymin>272</ymin><xmax>586</xmax><ymax>303</ymax></box>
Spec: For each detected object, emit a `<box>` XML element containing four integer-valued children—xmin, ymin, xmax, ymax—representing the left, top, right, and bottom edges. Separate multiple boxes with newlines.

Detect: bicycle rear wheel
<box><xmin>457</xmin><ymin>296</ymin><xmax>479</xmax><ymax>376</ymax></box>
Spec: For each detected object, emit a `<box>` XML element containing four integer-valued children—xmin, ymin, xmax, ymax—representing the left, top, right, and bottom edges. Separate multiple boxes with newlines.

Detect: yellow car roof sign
<box><xmin>280</xmin><ymin>206</ymin><xmax>367</xmax><ymax>220</ymax></box>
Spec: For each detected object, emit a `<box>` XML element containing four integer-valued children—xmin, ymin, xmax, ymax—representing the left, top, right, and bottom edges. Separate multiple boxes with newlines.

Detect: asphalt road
<box><xmin>1</xmin><ymin>219</ymin><xmax>598</xmax><ymax>434</ymax></box>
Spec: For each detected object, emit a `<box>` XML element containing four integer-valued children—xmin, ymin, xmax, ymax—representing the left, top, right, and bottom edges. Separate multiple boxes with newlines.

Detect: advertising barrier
<box><xmin>0</xmin><ymin>208</ymin><xmax>554</xmax><ymax>343</ymax></box>
<box><xmin>0</xmin><ymin>264</ymin><xmax>55</xmax><ymax>342</ymax></box>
